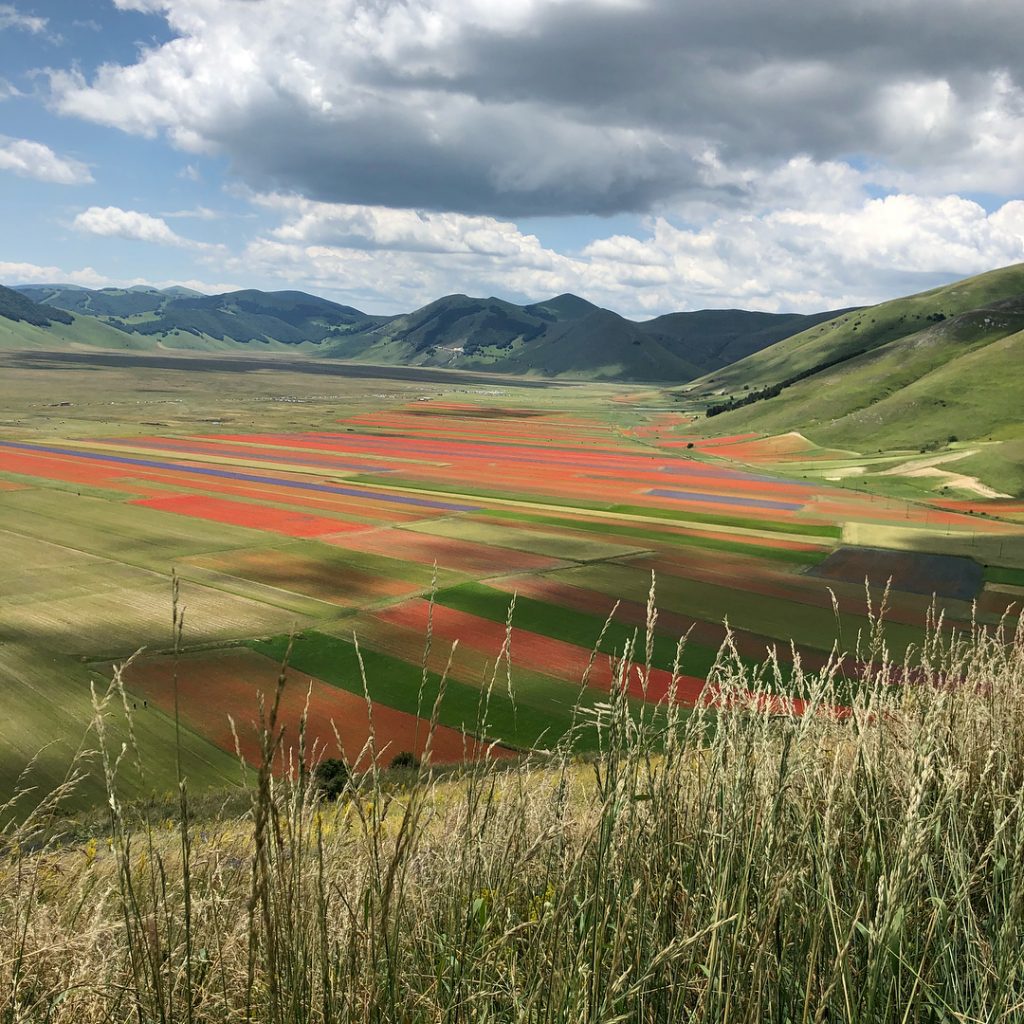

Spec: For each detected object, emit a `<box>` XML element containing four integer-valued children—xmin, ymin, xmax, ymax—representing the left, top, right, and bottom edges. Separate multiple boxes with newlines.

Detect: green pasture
<box><xmin>985</xmin><ymin>565</ymin><xmax>1024</xmax><ymax>588</ymax></box>
<box><xmin>952</xmin><ymin>440</ymin><xmax>1024</xmax><ymax>499</ymax></box>
<box><xmin>0</xmin><ymin>531</ymin><xmax>300</xmax><ymax>658</ymax></box>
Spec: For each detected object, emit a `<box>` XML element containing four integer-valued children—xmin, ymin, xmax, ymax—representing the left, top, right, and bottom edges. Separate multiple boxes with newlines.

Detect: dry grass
<box><xmin>2</xmin><ymin>582</ymin><xmax>1024</xmax><ymax>1022</ymax></box>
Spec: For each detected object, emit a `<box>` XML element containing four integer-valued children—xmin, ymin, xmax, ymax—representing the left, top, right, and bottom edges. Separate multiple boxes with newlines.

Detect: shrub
<box><xmin>312</xmin><ymin>757</ymin><xmax>349</xmax><ymax>801</ymax></box>
<box><xmin>390</xmin><ymin>751</ymin><xmax>421</xmax><ymax>770</ymax></box>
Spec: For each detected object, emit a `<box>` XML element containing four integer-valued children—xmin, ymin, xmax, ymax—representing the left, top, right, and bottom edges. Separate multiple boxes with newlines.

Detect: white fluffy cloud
<box><xmin>256</xmin><ymin>193</ymin><xmax>557</xmax><ymax>260</ymax></box>
<box><xmin>0</xmin><ymin>261</ymin><xmax>111</xmax><ymax>288</ymax></box>
<box><xmin>0</xmin><ymin>259</ymin><xmax>240</xmax><ymax>294</ymax></box>
<box><xmin>72</xmin><ymin>206</ymin><xmax>217</xmax><ymax>250</ymax></box>
<box><xmin>49</xmin><ymin>0</ymin><xmax>1024</xmax><ymax>216</ymax></box>
<box><xmin>0</xmin><ymin>4</ymin><xmax>46</xmax><ymax>33</ymax></box>
<box><xmin>239</xmin><ymin>178</ymin><xmax>1024</xmax><ymax>317</ymax></box>
<box><xmin>583</xmin><ymin>195</ymin><xmax>1024</xmax><ymax>314</ymax></box>
<box><xmin>0</xmin><ymin>136</ymin><xmax>93</xmax><ymax>185</ymax></box>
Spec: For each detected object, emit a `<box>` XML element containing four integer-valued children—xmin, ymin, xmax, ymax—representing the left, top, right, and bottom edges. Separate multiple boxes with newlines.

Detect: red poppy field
<box><xmin>133</xmin><ymin>493</ymin><xmax>371</xmax><ymax>538</ymax></box>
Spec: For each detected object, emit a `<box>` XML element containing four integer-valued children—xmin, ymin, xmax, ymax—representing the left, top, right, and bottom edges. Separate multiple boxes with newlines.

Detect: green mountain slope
<box><xmin>691</xmin><ymin>263</ymin><xmax>1024</xmax><ymax>398</ymax></box>
<box><xmin>685</xmin><ymin>264</ymin><xmax>1024</xmax><ymax>489</ymax></box>
<box><xmin>0</xmin><ymin>313</ymin><xmax>147</xmax><ymax>353</ymax></box>
<box><xmin>327</xmin><ymin>295</ymin><xmax>698</xmax><ymax>380</ymax></box>
<box><xmin>325</xmin><ymin>293</ymin><xmax>842</xmax><ymax>381</ymax></box>
<box><xmin>638</xmin><ymin>307</ymin><xmax>853</xmax><ymax>376</ymax></box>
<box><xmin>0</xmin><ymin>284</ymin><xmax>147</xmax><ymax>351</ymax></box>
<box><xmin>0</xmin><ymin>285</ymin><xmax>74</xmax><ymax>327</ymax></box>
<box><xmin>124</xmin><ymin>290</ymin><xmax>381</xmax><ymax>345</ymax></box>
<box><xmin>17</xmin><ymin>285</ymin><xmax>168</xmax><ymax>318</ymax></box>
<box><xmin>19</xmin><ymin>286</ymin><xmax>383</xmax><ymax>348</ymax></box>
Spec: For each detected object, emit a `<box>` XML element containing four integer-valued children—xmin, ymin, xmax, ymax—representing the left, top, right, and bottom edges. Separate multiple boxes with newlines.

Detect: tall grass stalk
<box><xmin>2</xmin><ymin>588</ymin><xmax>1024</xmax><ymax>1022</ymax></box>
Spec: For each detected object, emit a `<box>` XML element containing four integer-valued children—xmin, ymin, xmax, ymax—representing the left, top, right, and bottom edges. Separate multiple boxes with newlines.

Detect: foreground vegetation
<box><xmin>3</xmin><ymin>590</ymin><xmax>1024</xmax><ymax>1023</ymax></box>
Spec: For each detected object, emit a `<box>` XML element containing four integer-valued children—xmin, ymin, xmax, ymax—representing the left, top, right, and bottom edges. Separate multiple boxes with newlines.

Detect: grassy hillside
<box><xmin>690</xmin><ymin>263</ymin><xmax>1024</xmax><ymax>397</ymax></box>
<box><xmin>20</xmin><ymin>285</ymin><xmax>383</xmax><ymax>348</ymax></box>
<box><xmin>0</xmin><ymin>309</ymin><xmax>144</xmax><ymax>351</ymax></box>
<box><xmin>18</xmin><ymin>284</ymin><xmax>168</xmax><ymax>318</ymax></box>
<box><xmin>687</xmin><ymin>264</ymin><xmax>1024</xmax><ymax>460</ymax></box>
<box><xmin>640</xmin><ymin>306</ymin><xmax>853</xmax><ymax>375</ymax></box>
<box><xmin>128</xmin><ymin>289</ymin><xmax>379</xmax><ymax>344</ymax></box>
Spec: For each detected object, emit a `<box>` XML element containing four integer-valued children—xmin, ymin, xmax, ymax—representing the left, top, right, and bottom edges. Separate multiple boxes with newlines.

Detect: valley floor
<box><xmin>0</xmin><ymin>351</ymin><xmax>1021</xmax><ymax>810</ymax></box>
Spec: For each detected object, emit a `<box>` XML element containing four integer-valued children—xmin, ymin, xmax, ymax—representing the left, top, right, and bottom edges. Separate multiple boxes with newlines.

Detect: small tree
<box><xmin>313</xmin><ymin>758</ymin><xmax>350</xmax><ymax>801</ymax></box>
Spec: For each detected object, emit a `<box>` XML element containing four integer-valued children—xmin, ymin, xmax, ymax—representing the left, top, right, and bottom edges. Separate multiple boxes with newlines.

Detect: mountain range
<box><xmin>2</xmin><ymin>282</ymin><xmax>846</xmax><ymax>383</ymax></box>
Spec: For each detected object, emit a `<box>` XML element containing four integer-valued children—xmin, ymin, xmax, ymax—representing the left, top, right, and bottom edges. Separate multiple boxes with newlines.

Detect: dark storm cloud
<box><xmin>52</xmin><ymin>0</ymin><xmax>1024</xmax><ymax>216</ymax></box>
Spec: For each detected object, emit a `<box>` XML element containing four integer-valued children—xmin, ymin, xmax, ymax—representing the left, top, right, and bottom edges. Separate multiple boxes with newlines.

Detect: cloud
<box><xmin>0</xmin><ymin>259</ymin><xmax>242</xmax><ymax>294</ymax></box>
<box><xmin>0</xmin><ymin>136</ymin><xmax>93</xmax><ymax>184</ymax></box>
<box><xmin>581</xmin><ymin>194</ymin><xmax>1024</xmax><ymax>315</ymax></box>
<box><xmin>256</xmin><ymin>193</ymin><xmax>555</xmax><ymax>258</ymax></box>
<box><xmin>161</xmin><ymin>205</ymin><xmax>222</xmax><ymax>220</ymax></box>
<box><xmin>0</xmin><ymin>77</ymin><xmax>20</xmax><ymax>100</ymax></box>
<box><xmin>72</xmin><ymin>205</ymin><xmax>219</xmax><ymax>249</ymax></box>
<box><xmin>0</xmin><ymin>4</ymin><xmax>46</xmax><ymax>33</ymax></box>
<box><xmin>48</xmin><ymin>0</ymin><xmax>1024</xmax><ymax>217</ymax></box>
<box><xmin>239</xmin><ymin>179</ymin><xmax>1024</xmax><ymax>317</ymax></box>
<box><xmin>0</xmin><ymin>261</ymin><xmax>112</xmax><ymax>288</ymax></box>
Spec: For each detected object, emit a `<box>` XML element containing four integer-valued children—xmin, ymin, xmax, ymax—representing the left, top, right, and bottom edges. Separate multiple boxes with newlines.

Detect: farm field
<box><xmin>0</xmin><ymin>352</ymin><xmax>1021</xmax><ymax>810</ymax></box>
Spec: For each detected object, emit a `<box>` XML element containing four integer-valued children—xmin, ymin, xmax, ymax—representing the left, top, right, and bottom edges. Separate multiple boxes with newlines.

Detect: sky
<box><xmin>1</xmin><ymin>0</ymin><xmax>1023</xmax><ymax>319</ymax></box>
